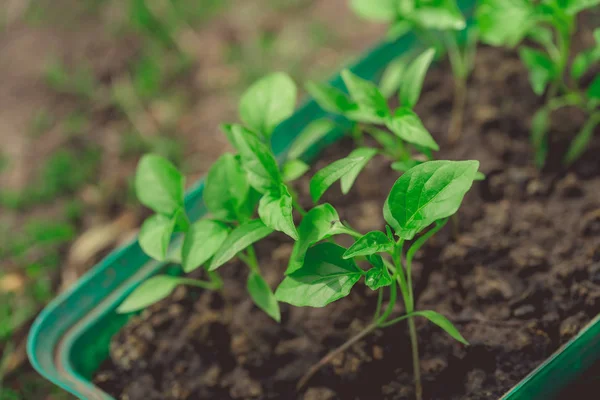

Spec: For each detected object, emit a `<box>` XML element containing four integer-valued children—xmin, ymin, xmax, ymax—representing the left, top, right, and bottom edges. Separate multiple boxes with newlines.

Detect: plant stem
<box><xmin>405</xmin><ymin>219</ymin><xmax>448</xmax><ymax>303</ymax></box>
<box><xmin>296</xmin><ymin>321</ymin><xmax>378</xmax><ymax>390</ymax></box>
<box><xmin>292</xmin><ymin>198</ymin><xmax>307</xmax><ymax>217</ymax></box>
<box><xmin>443</xmin><ymin>32</ymin><xmax>468</xmax><ymax>144</ymax></box>
<box><xmin>298</xmin><ymin>282</ymin><xmax>397</xmax><ymax>390</ymax></box>
<box><xmin>448</xmin><ymin>75</ymin><xmax>466</xmax><ymax>144</ymax></box>
<box><xmin>245</xmin><ymin>246</ymin><xmax>260</xmax><ymax>273</ymax></box>
<box><xmin>408</xmin><ymin>317</ymin><xmax>422</xmax><ymax>400</ymax></box>
<box><xmin>373</xmin><ymin>288</ymin><xmax>384</xmax><ymax>322</ymax></box>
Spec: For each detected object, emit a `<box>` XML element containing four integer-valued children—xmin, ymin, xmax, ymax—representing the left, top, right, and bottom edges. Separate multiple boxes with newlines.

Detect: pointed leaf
<box><xmin>391</xmin><ymin>159</ymin><xmax>421</xmax><ymax>172</ymax></box>
<box><xmin>247</xmin><ymin>271</ymin><xmax>281</xmax><ymax>322</ymax></box>
<box><xmin>341</xmin><ymin>69</ymin><xmax>390</xmax><ymax>119</ymax></box>
<box><xmin>117</xmin><ymin>275</ymin><xmax>179</xmax><ymax>313</ymax></box>
<box><xmin>276</xmin><ymin>242</ymin><xmax>362</xmax><ymax>307</ymax></box>
<box><xmin>239</xmin><ymin>72</ymin><xmax>296</xmax><ymax>138</ymax></box>
<box><xmin>365</xmin><ymin>254</ymin><xmax>393</xmax><ymax>290</ymax></box>
<box><xmin>258</xmin><ymin>184</ymin><xmax>299</xmax><ymax>240</ymax></box>
<box><xmin>476</xmin><ymin>0</ymin><xmax>535</xmax><ymax>47</ymax></box>
<box><xmin>182</xmin><ymin>220</ymin><xmax>230</xmax><ymax>273</ymax></box>
<box><xmin>305</xmin><ymin>82</ymin><xmax>357</xmax><ymax>115</ymax></box>
<box><xmin>204</xmin><ymin>153</ymin><xmax>249</xmax><ymax>221</ymax></box>
<box><xmin>282</xmin><ymin>159</ymin><xmax>310</xmax><ymax>182</ymax></box>
<box><xmin>209</xmin><ymin>220</ymin><xmax>273</xmax><ymax>271</ymax></box>
<box><xmin>564</xmin><ymin>113</ymin><xmax>600</xmax><ymax>165</ymax></box>
<box><xmin>587</xmin><ymin>75</ymin><xmax>600</xmax><ymax>100</ymax></box>
<box><xmin>413</xmin><ymin>310</ymin><xmax>469</xmax><ymax>345</ymax></box>
<box><xmin>385</xmin><ymin>108</ymin><xmax>439</xmax><ymax>150</ymax></box>
<box><xmin>288</xmin><ymin>119</ymin><xmax>335</xmax><ymax>160</ymax></box>
<box><xmin>519</xmin><ymin>47</ymin><xmax>555</xmax><ymax>95</ymax></box>
<box><xmin>380</xmin><ymin>58</ymin><xmax>407</xmax><ymax>98</ymax></box>
<box><xmin>343</xmin><ymin>231</ymin><xmax>394</xmax><ymax>259</ymax></box>
<box><xmin>350</xmin><ymin>0</ymin><xmax>397</xmax><ymax>21</ymax></box>
<box><xmin>341</xmin><ymin>147</ymin><xmax>378</xmax><ymax>194</ymax></box>
<box><xmin>400</xmin><ymin>48</ymin><xmax>435</xmax><ymax>108</ymax></box>
<box><xmin>230</xmin><ymin>125</ymin><xmax>282</xmax><ymax>193</ymax></box>
<box><xmin>384</xmin><ymin>160</ymin><xmax>479</xmax><ymax>240</ymax></box>
<box><xmin>139</xmin><ymin>214</ymin><xmax>175</xmax><ymax>261</ymax></box>
<box><xmin>412</xmin><ymin>0</ymin><xmax>466</xmax><ymax>31</ymax></box>
<box><xmin>310</xmin><ymin>156</ymin><xmax>367</xmax><ymax>202</ymax></box>
<box><xmin>287</xmin><ymin>203</ymin><xmax>342</xmax><ymax>274</ymax></box>
<box><xmin>135</xmin><ymin>154</ymin><xmax>184</xmax><ymax>215</ymax></box>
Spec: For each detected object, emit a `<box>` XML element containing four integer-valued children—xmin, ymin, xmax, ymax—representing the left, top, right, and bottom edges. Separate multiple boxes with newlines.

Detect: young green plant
<box><xmin>477</xmin><ymin>0</ymin><xmax>600</xmax><ymax>166</ymax></box>
<box><xmin>119</xmin><ymin>72</ymin><xmax>308</xmax><ymax>322</ymax></box>
<box><xmin>275</xmin><ymin>159</ymin><xmax>479</xmax><ymax>400</ymax></box>
<box><xmin>305</xmin><ymin>48</ymin><xmax>440</xmax><ymax>173</ymax></box>
<box><xmin>350</xmin><ymin>0</ymin><xmax>477</xmax><ymax>141</ymax></box>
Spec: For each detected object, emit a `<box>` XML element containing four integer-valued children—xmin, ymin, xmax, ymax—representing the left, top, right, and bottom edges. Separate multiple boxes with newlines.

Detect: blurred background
<box><xmin>0</xmin><ymin>0</ymin><xmax>385</xmax><ymax>398</ymax></box>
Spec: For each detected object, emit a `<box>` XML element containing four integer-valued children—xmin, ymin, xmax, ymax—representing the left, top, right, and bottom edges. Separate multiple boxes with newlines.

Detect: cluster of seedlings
<box><xmin>118</xmin><ymin>0</ymin><xmax>599</xmax><ymax>399</ymax></box>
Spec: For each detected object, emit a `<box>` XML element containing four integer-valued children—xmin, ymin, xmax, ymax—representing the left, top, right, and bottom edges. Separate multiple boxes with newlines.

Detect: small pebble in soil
<box><xmin>303</xmin><ymin>387</ymin><xmax>337</xmax><ymax>400</ymax></box>
<box><xmin>513</xmin><ymin>304</ymin><xmax>536</xmax><ymax>318</ymax></box>
<box><xmin>556</xmin><ymin>173</ymin><xmax>584</xmax><ymax>198</ymax></box>
<box><xmin>510</xmin><ymin>245</ymin><xmax>548</xmax><ymax>276</ymax></box>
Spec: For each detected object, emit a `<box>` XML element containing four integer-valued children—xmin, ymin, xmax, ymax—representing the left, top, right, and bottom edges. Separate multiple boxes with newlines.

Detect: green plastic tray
<box><xmin>28</xmin><ymin>2</ymin><xmax>600</xmax><ymax>398</ymax></box>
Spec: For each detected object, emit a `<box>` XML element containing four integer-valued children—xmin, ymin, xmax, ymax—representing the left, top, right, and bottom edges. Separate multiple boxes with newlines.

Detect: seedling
<box><xmin>306</xmin><ymin>48</ymin><xmax>440</xmax><ymax>173</ymax></box>
<box><xmin>119</xmin><ymin>72</ymin><xmax>308</xmax><ymax>321</ymax></box>
<box><xmin>350</xmin><ymin>0</ymin><xmax>476</xmax><ymax>141</ymax></box>
<box><xmin>275</xmin><ymin>159</ymin><xmax>479</xmax><ymax>399</ymax></box>
<box><xmin>477</xmin><ymin>0</ymin><xmax>600</xmax><ymax>166</ymax></box>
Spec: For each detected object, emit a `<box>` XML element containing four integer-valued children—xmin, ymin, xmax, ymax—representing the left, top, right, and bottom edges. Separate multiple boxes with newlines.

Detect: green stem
<box><xmin>245</xmin><ymin>246</ymin><xmax>260</xmax><ymax>273</ymax></box>
<box><xmin>408</xmin><ymin>317</ymin><xmax>422</xmax><ymax>400</ymax></box>
<box><xmin>405</xmin><ymin>219</ymin><xmax>448</xmax><ymax>304</ymax></box>
<box><xmin>292</xmin><ymin>197</ymin><xmax>307</xmax><ymax>217</ymax></box>
<box><xmin>207</xmin><ymin>270</ymin><xmax>224</xmax><ymax>289</ymax></box>
<box><xmin>373</xmin><ymin>288</ymin><xmax>384</xmax><ymax>322</ymax></box>
<box><xmin>175</xmin><ymin>276</ymin><xmax>222</xmax><ymax>290</ymax></box>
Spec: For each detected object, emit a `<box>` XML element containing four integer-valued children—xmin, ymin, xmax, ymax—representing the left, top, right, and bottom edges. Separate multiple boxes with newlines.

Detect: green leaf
<box><xmin>400</xmin><ymin>48</ymin><xmax>436</xmax><ymax>108</ymax></box>
<box><xmin>564</xmin><ymin>0</ymin><xmax>600</xmax><ymax>14</ymax></box>
<box><xmin>204</xmin><ymin>153</ymin><xmax>249</xmax><ymax>221</ymax></box>
<box><xmin>282</xmin><ymin>159</ymin><xmax>310</xmax><ymax>182</ymax></box>
<box><xmin>384</xmin><ymin>160</ymin><xmax>479</xmax><ymax>240</ymax></box>
<box><xmin>182</xmin><ymin>220</ymin><xmax>230</xmax><ymax>273</ymax></box>
<box><xmin>117</xmin><ymin>275</ymin><xmax>179</xmax><ymax>313</ymax></box>
<box><xmin>386</xmin><ymin>108</ymin><xmax>439</xmax><ymax>150</ymax></box>
<box><xmin>380</xmin><ymin>58</ymin><xmax>407</xmax><ymax>98</ymax></box>
<box><xmin>519</xmin><ymin>47</ymin><xmax>555</xmax><ymax>95</ymax></box>
<box><xmin>139</xmin><ymin>214</ymin><xmax>175</xmax><ymax>261</ymax></box>
<box><xmin>587</xmin><ymin>75</ymin><xmax>600</xmax><ymax>100</ymax></box>
<box><xmin>288</xmin><ymin>119</ymin><xmax>335</xmax><ymax>160</ymax></box>
<box><xmin>474</xmin><ymin>171</ymin><xmax>486</xmax><ymax>181</ymax></box>
<box><xmin>258</xmin><ymin>184</ymin><xmax>299</xmax><ymax>240</ymax></box>
<box><xmin>239</xmin><ymin>72</ymin><xmax>296</xmax><ymax>138</ymax></box>
<box><xmin>230</xmin><ymin>125</ymin><xmax>282</xmax><ymax>193</ymax></box>
<box><xmin>305</xmin><ymin>82</ymin><xmax>357</xmax><ymax>115</ymax></box>
<box><xmin>411</xmin><ymin>0</ymin><xmax>466</xmax><ymax>31</ymax></box>
<box><xmin>476</xmin><ymin>0</ymin><xmax>535</xmax><ymax>47</ymax></box>
<box><xmin>343</xmin><ymin>231</ymin><xmax>393</xmax><ymax>259</ymax></box>
<box><xmin>340</xmin><ymin>147</ymin><xmax>378</xmax><ymax>194</ymax></box>
<box><xmin>287</xmin><ymin>203</ymin><xmax>342</xmax><ymax>274</ymax></box>
<box><xmin>309</xmin><ymin>156</ymin><xmax>367</xmax><ymax>202</ymax></box>
<box><xmin>341</xmin><ymin>69</ymin><xmax>390</xmax><ymax>119</ymax></box>
<box><xmin>365</xmin><ymin>254</ymin><xmax>393</xmax><ymax>290</ymax></box>
<box><xmin>135</xmin><ymin>154</ymin><xmax>185</xmax><ymax>215</ymax></box>
<box><xmin>531</xmin><ymin>107</ymin><xmax>550</xmax><ymax>168</ymax></box>
<box><xmin>350</xmin><ymin>0</ymin><xmax>397</xmax><ymax>21</ymax></box>
<box><xmin>571</xmin><ymin>47</ymin><xmax>600</xmax><ymax>80</ymax></box>
<box><xmin>413</xmin><ymin>310</ymin><xmax>469</xmax><ymax>345</ymax></box>
<box><xmin>209</xmin><ymin>220</ymin><xmax>273</xmax><ymax>271</ymax></box>
<box><xmin>247</xmin><ymin>271</ymin><xmax>281</xmax><ymax>322</ymax></box>
<box><xmin>276</xmin><ymin>242</ymin><xmax>362</xmax><ymax>307</ymax></box>
<box><xmin>564</xmin><ymin>113</ymin><xmax>600</xmax><ymax>165</ymax></box>
<box><xmin>366</xmin><ymin>127</ymin><xmax>400</xmax><ymax>153</ymax></box>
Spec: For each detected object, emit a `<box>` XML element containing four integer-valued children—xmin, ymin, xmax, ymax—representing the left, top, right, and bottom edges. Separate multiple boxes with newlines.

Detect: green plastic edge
<box><xmin>27</xmin><ymin>1</ymin><xmax>600</xmax><ymax>398</ymax></box>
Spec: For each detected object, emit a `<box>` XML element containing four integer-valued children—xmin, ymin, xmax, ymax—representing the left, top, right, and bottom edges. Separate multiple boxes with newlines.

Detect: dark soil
<box><xmin>93</xmin><ymin>44</ymin><xmax>600</xmax><ymax>399</ymax></box>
